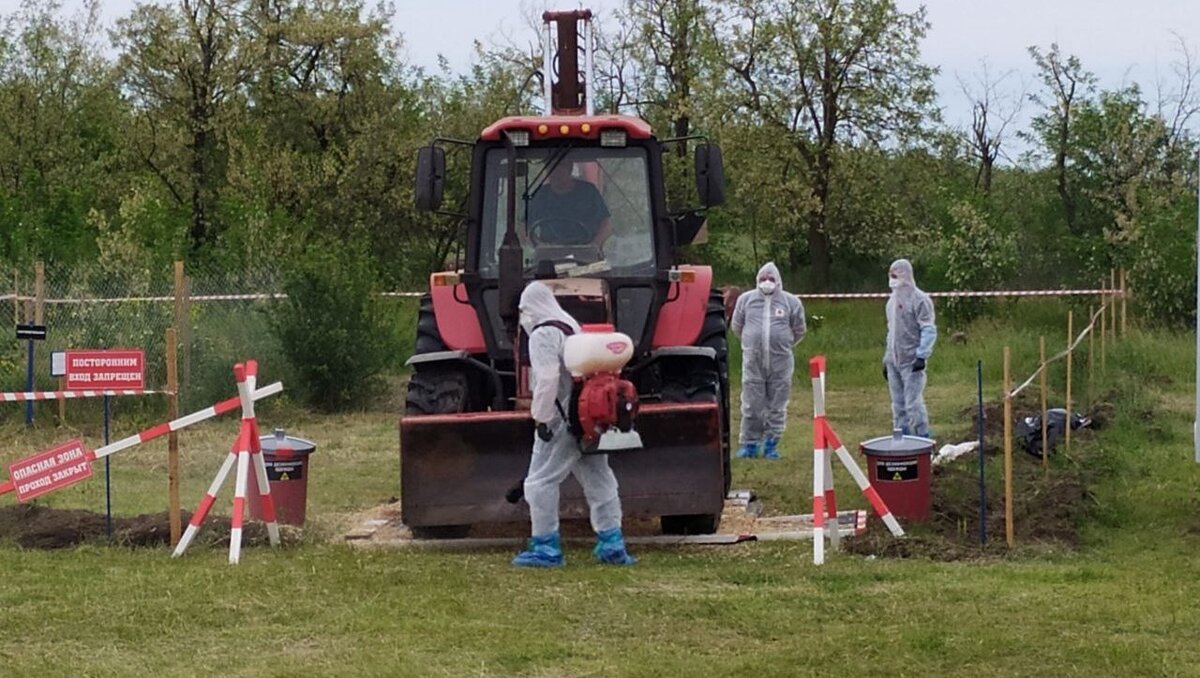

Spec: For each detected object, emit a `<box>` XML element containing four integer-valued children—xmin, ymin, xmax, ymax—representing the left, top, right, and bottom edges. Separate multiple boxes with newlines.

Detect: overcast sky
<box><xmin>4</xmin><ymin>0</ymin><xmax>1198</xmax><ymax>156</ymax></box>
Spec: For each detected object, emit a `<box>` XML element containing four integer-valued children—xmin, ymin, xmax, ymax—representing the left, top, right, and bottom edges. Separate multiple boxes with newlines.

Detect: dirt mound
<box><xmin>846</xmin><ymin>428</ymin><xmax>1095</xmax><ymax>560</ymax></box>
<box><xmin>0</xmin><ymin>504</ymin><xmax>301</xmax><ymax>550</ymax></box>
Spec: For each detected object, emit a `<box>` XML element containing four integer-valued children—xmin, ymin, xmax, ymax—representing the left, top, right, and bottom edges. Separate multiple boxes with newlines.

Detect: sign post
<box><xmin>104</xmin><ymin>394</ymin><xmax>112</xmax><ymax>542</ymax></box>
<box><xmin>62</xmin><ymin>349</ymin><xmax>144</xmax><ymax>541</ymax></box>
<box><xmin>16</xmin><ymin>324</ymin><xmax>46</xmax><ymax>426</ymax></box>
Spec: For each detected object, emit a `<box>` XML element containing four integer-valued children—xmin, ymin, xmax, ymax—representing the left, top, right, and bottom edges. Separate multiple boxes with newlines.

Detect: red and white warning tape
<box><xmin>4</xmin><ymin>291</ymin><xmax>423</xmax><ymax>304</ymax></box>
<box><xmin>3</xmin><ymin>287</ymin><xmax>1120</xmax><ymax>305</ymax></box>
<box><xmin>797</xmin><ymin>288</ymin><xmax>1126</xmax><ymax>300</ymax></box>
<box><xmin>1</xmin><ymin>389</ymin><xmax>168</xmax><ymax>402</ymax></box>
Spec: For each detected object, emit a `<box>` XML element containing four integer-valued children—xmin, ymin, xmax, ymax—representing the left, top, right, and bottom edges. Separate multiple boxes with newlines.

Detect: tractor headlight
<box><xmin>600</xmin><ymin>129</ymin><xmax>627</xmax><ymax>147</ymax></box>
<box><xmin>507</xmin><ymin>129</ymin><xmax>530</xmax><ymax>147</ymax></box>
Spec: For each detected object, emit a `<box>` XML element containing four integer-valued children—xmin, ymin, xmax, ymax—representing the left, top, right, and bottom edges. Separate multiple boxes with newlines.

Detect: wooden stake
<box><xmin>1040</xmin><ymin>337</ymin><xmax>1048</xmax><ymax>476</ymax></box>
<box><xmin>174</xmin><ymin>261</ymin><xmax>188</xmax><ymax>410</ymax></box>
<box><xmin>1066</xmin><ymin>311</ymin><xmax>1073</xmax><ymax>455</ymax></box>
<box><xmin>1100</xmin><ymin>287</ymin><xmax>1107</xmax><ymax>373</ymax></box>
<box><xmin>1004</xmin><ymin>346</ymin><xmax>1014</xmax><ymax>547</ymax></box>
<box><xmin>1120</xmin><ymin>268</ymin><xmax>1128</xmax><ymax>337</ymax></box>
<box><xmin>58</xmin><ymin>376</ymin><xmax>66</xmax><ymax>424</ymax></box>
<box><xmin>1110</xmin><ymin>269</ymin><xmax>1117</xmax><ymax>343</ymax></box>
<box><xmin>167</xmin><ymin>327</ymin><xmax>181</xmax><ymax>546</ymax></box>
<box><xmin>1088</xmin><ymin>306</ymin><xmax>1095</xmax><ymax>406</ymax></box>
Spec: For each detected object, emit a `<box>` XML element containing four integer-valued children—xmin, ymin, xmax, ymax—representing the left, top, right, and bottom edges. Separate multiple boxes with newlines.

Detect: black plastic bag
<box><xmin>1015</xmin><ymin>408</ymin><xmax>1092</xmax><ymax>458</ymax></box>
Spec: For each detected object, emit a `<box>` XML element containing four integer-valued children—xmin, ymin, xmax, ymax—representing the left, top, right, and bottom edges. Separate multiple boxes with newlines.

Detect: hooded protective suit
<box><xmin>883</xmin><ymin>259</ymin><xmax>937</xmax><ymax>437</ymax></box>
<box><xmin>516</xmin><ymin>282</ymin><xmax>625</xmax><ymax>555</ymax></box>
<box><xmin>731</xmin><ymin>263</ymin><xmax>807</xmax><ymax>456</ymax></box>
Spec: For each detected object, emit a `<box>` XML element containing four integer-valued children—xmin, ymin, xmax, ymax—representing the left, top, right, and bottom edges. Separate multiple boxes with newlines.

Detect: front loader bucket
<box><xmin>399</xmin><ymin>402</ymin><xmax>724</xmax><ymax>531</ymax></box>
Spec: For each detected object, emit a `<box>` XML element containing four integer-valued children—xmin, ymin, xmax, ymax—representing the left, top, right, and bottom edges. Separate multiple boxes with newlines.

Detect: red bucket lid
<box><xmin>581</xmin><ymin>323</ymin><xmax>615</xmax><ymax>333</ymax></box>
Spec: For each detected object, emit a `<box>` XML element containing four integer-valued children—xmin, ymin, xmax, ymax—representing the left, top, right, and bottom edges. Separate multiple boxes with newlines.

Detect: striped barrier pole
<box><xmin>229</xmin><ymin>425</ymin><xmax>251</xmax><ymax>565</ymax></box>
<box><xmin>231</xmin><ymin>360</ymin><xmax>280</xmax><ymax>562</ymax></box>
<box><xmin>0</xmin><ymin>380</ymin><xmax>283</xmax><ymax>499</ymax></box>
<box><xmin>820</xmin><ymin>420</ymin><xmax>905</xmax><ymax>538</ymax></box>
<box><xmin>814</xmin><ymin>358</ymin><xmax>841</xmax><ymax>552</ymax></box>
<box><xmin>1</xmin><ymin>389</ymin><xmax>168</xmax><ymax>402</ymax></box>
<box><xmin>173</xmin><ymin>438</ymin><xmax>239</xmax><ymax>558</ymax></box>
<box><xmin>811</xmin><ymin>356</ymin><xmax>827</xmax><ymax>565</ymax></box>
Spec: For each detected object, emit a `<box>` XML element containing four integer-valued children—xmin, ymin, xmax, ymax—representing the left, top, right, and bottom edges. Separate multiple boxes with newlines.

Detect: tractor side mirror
<box><xmin>694</xmin><ymin>143</ymin><xmax>726</xmax><ymax>208</ymax></box>
<box><xmin>414</xmin><ymin>145</ymin><xmax>446</xmax><ymax>212</ymax></box>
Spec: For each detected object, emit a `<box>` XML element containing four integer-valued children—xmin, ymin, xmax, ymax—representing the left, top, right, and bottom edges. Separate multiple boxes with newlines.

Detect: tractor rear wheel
<box><xmin>415</xmin><ymin>294</ymin><xmax>447</xmax><ymax>354</ymax></box>
<box><xmin>658</xmin><ymin>291</ymin><xmax>732</xmax><ymax>536</ymax></box>
<box><xmin>699</xmin><ymin>290</ymin><xmax>732</xmax><ymax>494</ymax></box>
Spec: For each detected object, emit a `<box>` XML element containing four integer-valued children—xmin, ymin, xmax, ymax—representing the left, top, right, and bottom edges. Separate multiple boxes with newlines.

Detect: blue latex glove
<box><xmin>912</xmin><ymin>357</ymin><xmax>926</xmax><ymax>372</ymax></box>
<box><xmin>917</xmin><ymin>324</ymin><xmax>937</xmax><ymax>359</ymax></box>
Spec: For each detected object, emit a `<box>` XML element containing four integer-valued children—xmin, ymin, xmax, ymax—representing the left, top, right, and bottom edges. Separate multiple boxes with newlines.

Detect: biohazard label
<box><xmin>874</xmin><ymin>457</ymin><xmax>918</xmax><ymax>482</ymax></box>
<box><xmin>266</xmin><ymin>459</ymin><xmax>303</xmax><ymax>481</ymax></box>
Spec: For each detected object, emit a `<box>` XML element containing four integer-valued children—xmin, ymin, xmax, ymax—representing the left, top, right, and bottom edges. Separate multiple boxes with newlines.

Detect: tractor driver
<box><xmin>525</xmin><ymin>160</ymin><xmax>613</xmax><ymax>252</ymax></box>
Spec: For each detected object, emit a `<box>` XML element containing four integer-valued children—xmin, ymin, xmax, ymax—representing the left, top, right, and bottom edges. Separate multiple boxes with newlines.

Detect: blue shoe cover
<box><xmin>762</xmin><ymin>437</ymin><xmax>780</xmax><ymax>461</ymax></box>
<box><xmin>512</xmin><ymin>533</ymin><xmax>564</xmax><ymax>568</ymax></box>
<box><xmin>593</xmin><ymin>528</ymin><xmax>637</xmax><ymax>565</ymax></box>
<box><xmin>735</xmin><ymin>443</ymin><xmax>759</xmax><ymax>459</ymax></box>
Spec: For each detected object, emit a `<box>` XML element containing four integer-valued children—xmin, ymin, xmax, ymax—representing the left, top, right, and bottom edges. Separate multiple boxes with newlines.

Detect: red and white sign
<box><xmin>9</xmin><ymin>438</ymin><xmax>94</xmax><ymax>502</ymax></box>
<box><xmin>65</xmin><ymin>350</ymin><xmax>145</xmax><ymax>390</ymax></box>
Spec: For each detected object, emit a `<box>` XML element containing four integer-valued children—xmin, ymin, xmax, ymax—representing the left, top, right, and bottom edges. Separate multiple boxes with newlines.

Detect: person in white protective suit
<box><xmin>731</xmin><ymin>263</ymin><xmax>807</xmax><ymax>460</ymax></box>
<box><xmin>883</xmin><ymin>259</ymin><xmax>938</xmax><ymax>437</ymax></box>
<box><xmin>511</xmin><ymin>281</ymin><xmax>636</xmax><ymax>568</ymax></box>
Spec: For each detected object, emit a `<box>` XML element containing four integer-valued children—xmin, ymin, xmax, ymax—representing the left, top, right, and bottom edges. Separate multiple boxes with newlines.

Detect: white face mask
<box><xmin>758</xmin><ymin>280</ymin><xmax>777</xmax><ymax>295</ymax></box>
<box><xmin>888</xmin><ymin>277</ymin><xmax>901</xmax><ymax>289</ymax></box>
<box><xmin>519</xmin><ymin>309</ymin><xmax>533</xmax><ymax>331</ymax></box>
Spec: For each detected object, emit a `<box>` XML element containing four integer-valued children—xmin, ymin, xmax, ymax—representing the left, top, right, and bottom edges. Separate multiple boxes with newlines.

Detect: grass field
<box><xmin>2</xmin><ymin>299</ymin><xmax>1200</xmax><ymax>677</ymax></box>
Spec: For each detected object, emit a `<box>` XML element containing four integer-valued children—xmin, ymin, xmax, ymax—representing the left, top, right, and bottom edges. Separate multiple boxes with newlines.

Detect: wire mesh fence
<box><xmin>2</xmin><ymin>260</ymin><xmax>348</xmax><ymax>419</ymax></box>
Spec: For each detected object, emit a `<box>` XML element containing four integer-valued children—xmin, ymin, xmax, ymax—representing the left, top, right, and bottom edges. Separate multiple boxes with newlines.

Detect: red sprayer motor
<box><xmin>565</xmin><ymin>324</ymin><xmax>642</xmax><ymax>453</ymax></box>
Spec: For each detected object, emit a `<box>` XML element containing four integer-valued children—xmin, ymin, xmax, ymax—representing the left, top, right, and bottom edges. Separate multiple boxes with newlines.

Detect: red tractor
<box><xmin>401</xmin><ymin>9</ymin><xmax>729</xmax><ymax>538</ymax></box>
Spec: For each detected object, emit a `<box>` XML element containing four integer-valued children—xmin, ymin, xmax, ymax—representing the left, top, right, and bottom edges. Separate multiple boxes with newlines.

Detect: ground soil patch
<box><xmin>847</xmin><ymin>395</ymin><xmax>1101</xmax><ymax>561</ymax></box>
<box><xmin>0</xmin><ymin>504</ymin><xmax>301</xmax><ymax>550</ymax></box>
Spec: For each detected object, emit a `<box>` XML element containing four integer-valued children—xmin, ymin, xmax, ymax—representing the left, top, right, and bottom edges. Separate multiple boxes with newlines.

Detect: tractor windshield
<box><xmin>478</xmin><ymin>146</ymin><xmax>655</xmax><ymax>278</ymax></box>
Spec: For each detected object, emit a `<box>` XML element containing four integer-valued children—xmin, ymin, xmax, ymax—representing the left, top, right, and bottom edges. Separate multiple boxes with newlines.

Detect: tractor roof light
<box><xmin>600</xmin><ymin>129</ymin><xmax>627</xmax><ymax>147</ymax></box>
<box><xmin>432</xmin><ymin>272</ymin><xmax>462</xmax><ymax>287</ymax></box>
<box><xmin>506</xmin><ymin>129</ymin><xmax>530</xmax><ymax>147</ymax></box>
<box><xmin>668</xmin><ymin>268</ymin><xmax>696</xmax><ymax>284</ymax></box>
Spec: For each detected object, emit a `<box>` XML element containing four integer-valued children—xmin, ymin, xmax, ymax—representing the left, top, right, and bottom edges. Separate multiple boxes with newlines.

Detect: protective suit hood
<box><xmin>519</xmin><ymin>282</ymin><xmax>581</xmax><ymax>335</ymax></box>
<box><xmin>889</xmin><ymin>259</ymin><xmax>916</xmax><ymax>289</ymax></box>
<box><xmin>756</xmin><ymin>262</ymin><xmax>784</xmax><ymax>294</ymax></box>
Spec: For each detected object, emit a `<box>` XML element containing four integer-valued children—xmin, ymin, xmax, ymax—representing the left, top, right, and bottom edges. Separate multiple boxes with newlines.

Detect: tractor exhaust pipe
<box><xmin>542</xmin><ymin>9</ymin><xmax>593</xmax><ymax>116</ymax></box>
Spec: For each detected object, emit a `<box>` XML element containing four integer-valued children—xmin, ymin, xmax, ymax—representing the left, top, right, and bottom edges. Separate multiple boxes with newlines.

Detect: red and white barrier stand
<box><xmin>810</xmin><ymin>356</ymin><xmax>905</xmax><ymax>565</ymax></box>
<box><xmin>173</xmin><ymin>361</ymin><xmax>281</xmax><ymax>563</ymax></box>
<box><xmin>1</xmin><ymin>371</ymin><xmax>282</xmax><ymax>500</ymax></box>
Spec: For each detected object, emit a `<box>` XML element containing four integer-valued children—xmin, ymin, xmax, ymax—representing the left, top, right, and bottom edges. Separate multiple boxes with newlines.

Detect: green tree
<box><xmin>112</xmin><ymin>0</ymin><xmax>251</xmax><ymax>251</ymax></box>
<box><xmin>0</xmin><ymin>0</ymin><xmax>123</xmax><ymax>264</ymax></box>
<box><xmin>712</xmin><ymin>0</ymin><xmax>937</xmax><ymax>289</ymax></box>
<box><xmin>1024</xmin><ymin>44</ymin><xmax>1096</xmax><ymax>235</ymax></box>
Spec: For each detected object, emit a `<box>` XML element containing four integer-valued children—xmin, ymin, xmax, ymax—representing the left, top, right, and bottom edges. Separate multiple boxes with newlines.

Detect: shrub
<box><xmin>270</xmin><ymin>239</ymin><xmax>400</xmax><ymax>411</ymax></box>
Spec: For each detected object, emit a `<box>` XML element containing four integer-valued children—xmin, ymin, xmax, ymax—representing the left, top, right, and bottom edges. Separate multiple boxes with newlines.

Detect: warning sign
<box><xmin>874</xmin><ymin>457</ymin><xmax>919</xmax><ymax>482</ymax></box>
<box><xmin>9</xmin><ymin>439</ymin><xmax>93</xmax><ymax>502</ymax></box>
<box><xmin>65</xmin><ymin>350</ymin><xmax>145</xmax><ymax>390</ymax></box>
<box><xmin>265</xmin><ymin>458</ymin><xmax>303</xmax><ymax>481</ymax></box>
